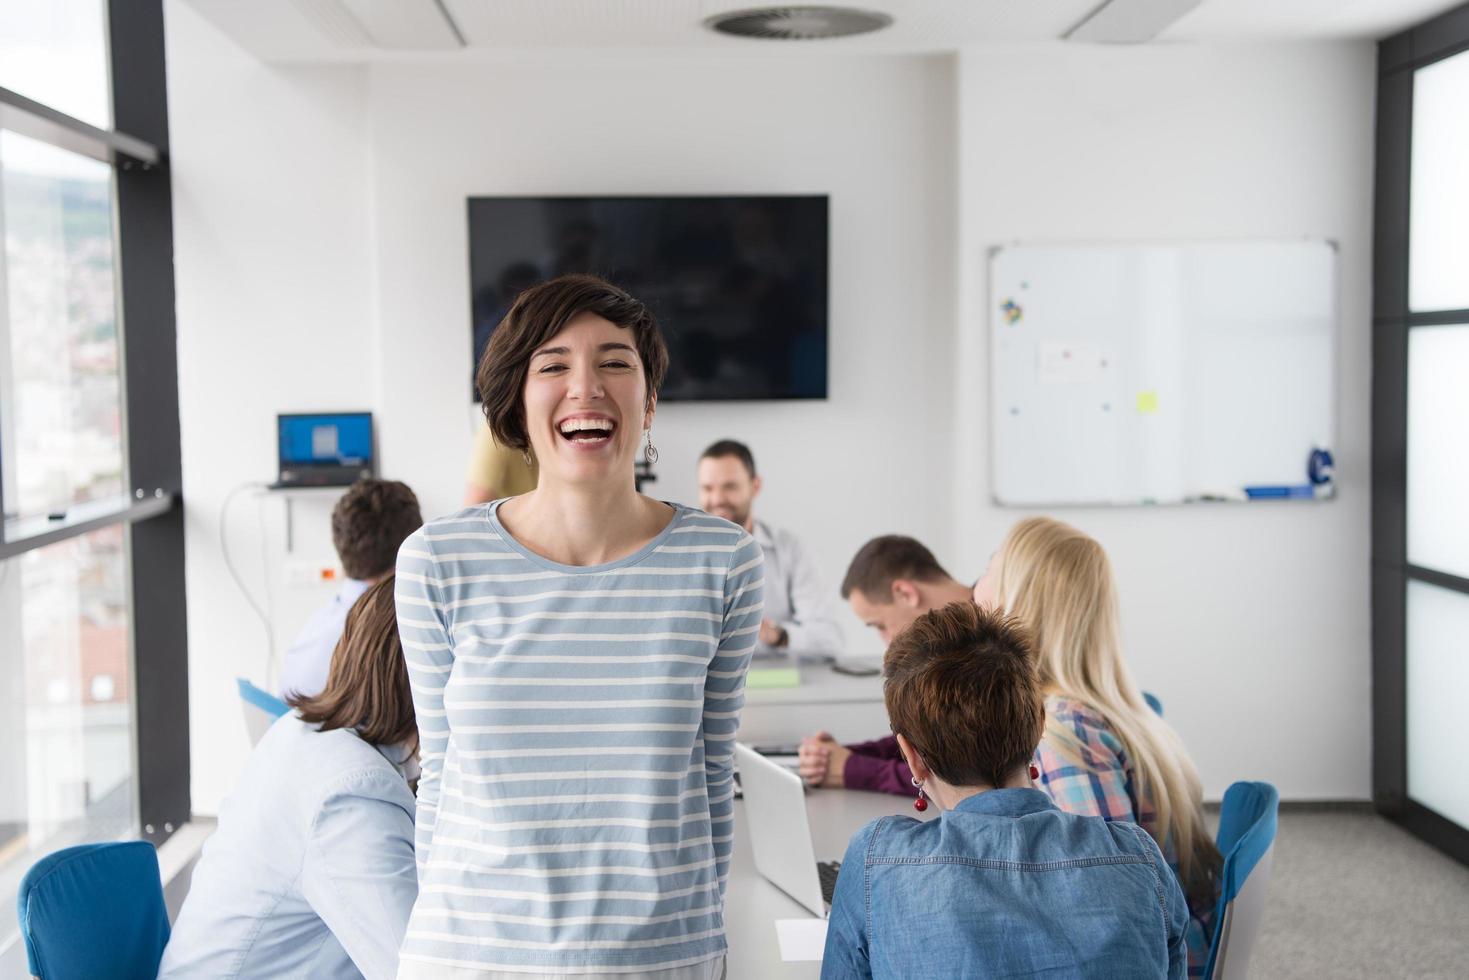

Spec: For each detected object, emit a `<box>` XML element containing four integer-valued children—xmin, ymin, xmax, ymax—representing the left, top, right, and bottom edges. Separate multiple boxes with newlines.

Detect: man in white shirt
<box><xmin>278</xmin><ymin>478</ymin><xmax>422</xmax><ymax>698</ymax></box>
<box><xmin>697</xmin><ymin>439</ymin><xmax>842</xmax><ymax>660</ymax></box>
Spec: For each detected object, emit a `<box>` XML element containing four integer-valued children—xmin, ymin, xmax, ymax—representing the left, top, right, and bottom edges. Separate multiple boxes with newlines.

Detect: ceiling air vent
<box><xmin>706</xmin><ymin>6</ymin><xmax>893</xmax><ymax>41</ymax></box>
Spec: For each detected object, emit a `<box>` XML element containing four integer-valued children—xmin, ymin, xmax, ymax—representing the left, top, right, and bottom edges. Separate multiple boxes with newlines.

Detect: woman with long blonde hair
<box><xmin>973</xmin><ymin>516</ymin><xmax>1221</xmax><ymax>977</ymax></box>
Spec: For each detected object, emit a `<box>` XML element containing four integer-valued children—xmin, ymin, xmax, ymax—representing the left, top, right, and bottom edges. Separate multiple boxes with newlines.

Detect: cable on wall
<box><xmin>219</xmin><ymin>481</ymin><xmax>274</xmax><ymax>685</ymax></box>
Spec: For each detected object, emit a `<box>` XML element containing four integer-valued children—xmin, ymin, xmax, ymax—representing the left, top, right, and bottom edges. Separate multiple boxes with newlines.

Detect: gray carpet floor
<box><xmin>1240</xmin><ymin>807</ymin><xmax>1469</xmax><ymax>978</ymax></box>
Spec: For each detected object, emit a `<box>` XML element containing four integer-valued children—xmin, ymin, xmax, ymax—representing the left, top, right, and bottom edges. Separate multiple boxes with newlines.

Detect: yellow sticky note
<box><xmin>1135</xmin><ymin>391</ymin><xmax>1159</xmax><ymax>415</ymax></box>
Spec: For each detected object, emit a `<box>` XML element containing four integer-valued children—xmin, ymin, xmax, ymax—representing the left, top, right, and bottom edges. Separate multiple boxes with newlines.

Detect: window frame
<box><xmin>0</xmin><ymin>0</ymin><xmax>187</xmax><ymax>848</ymax></box>
<box><xmin>1372</xmin><ymin>0</ymin><xmax>1469</xmax><ymax>866</ymax></box>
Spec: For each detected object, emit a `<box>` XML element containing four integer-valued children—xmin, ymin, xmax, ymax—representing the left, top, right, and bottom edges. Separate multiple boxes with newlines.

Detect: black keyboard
<box><xmin>817</xmin><ymin>860</ymin><xmax>842</xmax><ymax>905</ymax></box>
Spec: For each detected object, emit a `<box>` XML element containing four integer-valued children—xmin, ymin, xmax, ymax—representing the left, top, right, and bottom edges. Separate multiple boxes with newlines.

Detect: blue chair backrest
<box><xmin>237</xmin><ymin>677</ymin><xmax>290</xmax><ymax>718</ymax></box>
<box><xmin>17</xmin><ymin>841</ymin><xmax>170</xmax><ymax>980</ymax></box>
<box><xmin>1204</xmin><ymin>781</ymin><xmax>1280</xmax><ymax>979</ymax></box>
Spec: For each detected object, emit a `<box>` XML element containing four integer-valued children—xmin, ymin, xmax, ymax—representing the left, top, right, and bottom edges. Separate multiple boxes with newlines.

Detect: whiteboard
<box><xmin>990</xmin><ymin>241</ymin><xmax>1336</xmax><ymax>507</ymax></box>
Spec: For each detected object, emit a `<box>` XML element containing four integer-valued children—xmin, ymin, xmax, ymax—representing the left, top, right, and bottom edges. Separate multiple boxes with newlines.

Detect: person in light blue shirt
<box><xmin>822</xmin><ymin>601</ymin><xmax>1189</xmax><ymax>980</ymax></box>
<box><xmin>160</xmin><ymin>577</ymin><xmax>419</xmax><ymax>980</ymax></box>
<box><xmin>279</xmin><ymin>478</ymin><xmax>422</xmax><ymax>699</ymax></box>
<box><xmin>396</xmin><ymin>275</ymin><xmax>761</xmax><ymax>979</ymax></box>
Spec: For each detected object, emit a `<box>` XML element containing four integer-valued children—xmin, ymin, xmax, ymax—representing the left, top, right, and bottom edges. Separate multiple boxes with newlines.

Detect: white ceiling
<box><xmin>184</xmin><ymin>0</ymin><xmax>1469</xmax><ymax>62</ymax></box>
<box><xmin>1162</xmin><ymin>0</ymin><xmax>1463</xmax><ymax>40</ymax></box>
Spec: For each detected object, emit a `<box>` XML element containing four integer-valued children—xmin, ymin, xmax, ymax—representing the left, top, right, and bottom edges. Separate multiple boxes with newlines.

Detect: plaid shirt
<box><xmin>1035</xmin><ymin>695</ymin><xmax>1214</xmax><ymax>978</ymax></box>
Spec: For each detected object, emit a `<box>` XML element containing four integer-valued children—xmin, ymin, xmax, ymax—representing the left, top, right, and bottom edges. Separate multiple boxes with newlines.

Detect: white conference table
<box><xmin>722</xmin><ymin>662</ymin><xmax>901</xmax><ymax>975</ymax></box>
<box><xmin>736</xmin><ymin>661</ymin><xmax>889</xmax><ymax>747</ymax></box>
<box><xmin>724</xmin><ymin>787</ymin><xmax>924</xmax><ymax>977</ymax></box>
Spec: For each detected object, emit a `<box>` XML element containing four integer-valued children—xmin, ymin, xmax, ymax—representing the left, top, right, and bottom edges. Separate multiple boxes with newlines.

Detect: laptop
<box><xmin>734</xmin><ymin>742</ymin><xmax>842</xmax><ymax>917</ymax></box>
<box><xmin>273</xmin><ymin>412</ymin><xmax>375</xmax><ymax>488</ymax></box>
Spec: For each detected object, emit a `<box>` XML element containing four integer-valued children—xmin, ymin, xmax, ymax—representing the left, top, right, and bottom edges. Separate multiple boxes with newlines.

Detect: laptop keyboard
<box><xmin>817</xmin><ymin>860</ymin><xmax>842</xmax><ymax>905</ymax></box>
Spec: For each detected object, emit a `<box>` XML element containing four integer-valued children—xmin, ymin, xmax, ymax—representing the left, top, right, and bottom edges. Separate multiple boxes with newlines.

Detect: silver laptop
<box><xmin>735</xmin><ymin>742</ymin><xmax>842</xmax><ymax>916</ymax></box>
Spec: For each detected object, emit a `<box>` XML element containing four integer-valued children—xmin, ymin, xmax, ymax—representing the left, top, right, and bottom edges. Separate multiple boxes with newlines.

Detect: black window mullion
<box><xmin>1371</xmin><ymin>32</ymin><xmax>1413</xmax><ymax>816</ymax></box>
<box><xmin>0</xmin><ymin>495</ymin><xmax>173</xmax><ymax>561</ymax></box>
<box><xmin>0</xmin><ymin>85</ymin><xmax>159</xmax><ymax>167</ymax></box>
<box><xmin>109</xmin><ymin>0</ymin><xmax>189</xmax><ymax>846</ymax></box>
<box><xmin>1405</xmin><ymin>564</ymin><xmax>1469</xmax><ymax>596</ymax></box>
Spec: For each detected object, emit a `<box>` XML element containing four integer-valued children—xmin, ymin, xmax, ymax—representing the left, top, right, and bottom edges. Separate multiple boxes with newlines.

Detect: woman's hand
<box><xmin>798</xmin><ymin>731</ymin><xmax>850</xmax><ymax>788</ymax></box>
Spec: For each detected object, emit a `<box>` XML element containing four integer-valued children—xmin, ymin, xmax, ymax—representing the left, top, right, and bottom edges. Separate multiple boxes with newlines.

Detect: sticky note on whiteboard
<box><xmin>1135</xmin><ymin>391</ymin><xmax>1159</xmax><ymax>414</ymax></box>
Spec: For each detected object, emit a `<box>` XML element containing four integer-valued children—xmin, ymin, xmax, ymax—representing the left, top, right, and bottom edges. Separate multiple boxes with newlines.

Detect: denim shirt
<box><xmin>158</xmin><ymin>715</ymin><xmax>417</xmax><ymax>979</ymax></box>
<box><xmin>821</xmin><ymin>788</ymin><xmax>1189</xmax><ymax>980</ymax></box>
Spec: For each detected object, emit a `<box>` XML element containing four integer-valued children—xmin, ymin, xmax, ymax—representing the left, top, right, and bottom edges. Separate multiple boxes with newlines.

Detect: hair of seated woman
<box><xmin>288</xmin><ymin>575</ymin><xmax>417</xmax><ymax>753</ymax></box>
<box><xmin>994</xmin><ymin>516</ymin><xmax>1220</xmax><ymax>907</ymax></box>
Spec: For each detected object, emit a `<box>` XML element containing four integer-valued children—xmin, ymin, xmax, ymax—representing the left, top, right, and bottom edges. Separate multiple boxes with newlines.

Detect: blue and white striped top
<box><xmin>394</xmin><ymin>500</ymin><xmax>763</xmax><ymax>975</ymax></box>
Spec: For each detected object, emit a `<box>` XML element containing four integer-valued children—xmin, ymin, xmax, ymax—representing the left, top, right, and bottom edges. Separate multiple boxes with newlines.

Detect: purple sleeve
<box><xmin>842</xmin><ymin>735</ymin><xmax>914</xmax><ymax>796</ymax></box>
<box><xmin>846</xmin><ymin>734</ymin><xmax>903</xmax><ymax>760</ymax></box>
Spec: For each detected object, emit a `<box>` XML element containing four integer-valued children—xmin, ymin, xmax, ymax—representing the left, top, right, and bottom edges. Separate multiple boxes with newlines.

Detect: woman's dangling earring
<box><xmin>911</xmin><ymin>774</ymin><xmax>928</xmax><ymax>812</ymax></box>
<box><xmin>522</xmin><ymin>449</ymin><xmax>534</xmax><ymax>468</ymax></box>
<box><xmin>1028</xmin><ymin>763</ymin><xmax>1040</xmax><ymax>781</ymax></box>
<box><xmin>643</xmin><ymin>429</ymin><xmax>659</xmax><ymax>465</ymax></box>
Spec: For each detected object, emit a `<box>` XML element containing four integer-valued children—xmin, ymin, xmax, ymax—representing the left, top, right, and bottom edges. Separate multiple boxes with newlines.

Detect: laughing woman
<box><xmin>395</xmin><ymin>274</ymin><xmax>764</xmax><ymax>979</ymax></box>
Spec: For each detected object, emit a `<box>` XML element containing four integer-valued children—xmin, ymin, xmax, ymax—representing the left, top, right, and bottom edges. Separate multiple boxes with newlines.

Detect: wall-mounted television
<box><xmin>468</xmin><ymin>195</ymin><xmax>828</xmax><ymax>402</ymax></box>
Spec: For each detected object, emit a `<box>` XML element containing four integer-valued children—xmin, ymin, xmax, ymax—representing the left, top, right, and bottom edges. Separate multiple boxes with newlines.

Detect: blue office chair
<box><xmin>17</xmin><ymin>841</ymin><xmax>170</xmax><ymax>980</ymax></box>
<box><xmin>238</xmin><ymin>676</ymin><xmax>290</xmax><ymax>747</ymax></box>
<box><xmin>1142</xmin><ymin>690</ymin><xmax>1164</xmax><ymax>717</ymax></box>
<box><xmin>1204</xmin><ymin>781</ymin><xmax>1280</xmax><ymax>980</ymax></box>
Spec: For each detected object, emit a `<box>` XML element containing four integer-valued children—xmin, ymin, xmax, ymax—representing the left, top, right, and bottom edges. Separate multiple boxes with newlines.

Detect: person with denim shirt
<box><xmin>821</xmin><ymin>602</ymin><xmax>1188</xmax><ymax>980</ymax></box>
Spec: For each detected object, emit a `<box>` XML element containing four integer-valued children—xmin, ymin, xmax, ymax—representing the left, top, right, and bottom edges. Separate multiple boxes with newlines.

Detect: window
<box><xmin>0</xmin><ymin>0</ymin><xmax>183</xmax><ymax>963</ymax></box>
<box><xmin>1406</xmin><ymin>325</ymin><xmax>1469</xmax><ymax>579</ymax></box>
<box><xmin>0</xmin><ymin>1</ymin><xmax>111</xmax><ymax>129</ymax></box>
<box><xmin>0</xmin><ymin>527</ymin><xmax>135</xmax><ymax>919</ymax></box>
<box><xmin>1408</xmin><ymin>49</ymin><xmax>1469</xmax><ymax>313</ymax></box>
<box><xmin>1406</xmin><ymin>580</ymin><xmax>1469</xmax><ymax>830</ymax></box>
<box><xmin>1</xmin><ymin>131</ymin><xmax>125</xmax><ymax>522</ymax></box>
<box><xmin>1374</xmin><ymin>8</ymin><xmax>1469</xmax><ymax>870</ymax></box>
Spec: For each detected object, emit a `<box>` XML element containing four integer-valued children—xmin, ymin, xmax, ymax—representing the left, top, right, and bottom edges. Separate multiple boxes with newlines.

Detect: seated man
<box><xmin>822</xmin><ymin>601</ymin><xmax>1187</xmax><ymax>979</ymax></box>
<box><xmin>697</xmin><ymin>439</ymin><xmax>841</xmax><ymax>659</ymax></box>
<box><xmin>279</xmin><ymin>479</ymin><xmax>422</xmax><ymax>699</ymax></box>
<box><xmin>799</xmin><ymin>535</ymin><xmax>971</xmax><ymax>791</ymax></box>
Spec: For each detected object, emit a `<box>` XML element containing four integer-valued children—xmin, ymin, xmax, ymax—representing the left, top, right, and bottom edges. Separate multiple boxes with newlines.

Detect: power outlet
<box><xmin>284</xmin><ymin>561</ymin><xmax>343</xmax><ymax>588</ymax></box>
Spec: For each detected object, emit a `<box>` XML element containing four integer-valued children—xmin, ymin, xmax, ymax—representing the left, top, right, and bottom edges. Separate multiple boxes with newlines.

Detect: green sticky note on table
<box><xmin>746</xmin><ymin>667</ymin><xmax>801</xmax><ymax>689</ymax></box>
<box><xmin>1135</xmin><ymin>390</ymin><xmax>1159</xmax><ymax>415</ymax></box>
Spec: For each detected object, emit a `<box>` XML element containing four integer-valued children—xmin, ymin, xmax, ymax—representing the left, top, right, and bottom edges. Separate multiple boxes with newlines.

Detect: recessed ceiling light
<box><xmin>706</xmin><ymin>6</ymin><xmax>894</xmax><ymax>41</ymax></box>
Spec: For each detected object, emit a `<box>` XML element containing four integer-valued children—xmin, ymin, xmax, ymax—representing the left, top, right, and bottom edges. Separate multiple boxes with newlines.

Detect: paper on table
<box><xmin>775</xmin><ymin>917</ymin><xmax>828</xmax><ymax>962</ymax></box>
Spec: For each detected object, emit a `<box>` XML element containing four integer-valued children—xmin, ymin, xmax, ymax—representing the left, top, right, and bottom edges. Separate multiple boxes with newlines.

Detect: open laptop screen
<box><xmin>278</xmin><ymin>413</ymin><xmax>373</xmax><ymax>468</ymax></box>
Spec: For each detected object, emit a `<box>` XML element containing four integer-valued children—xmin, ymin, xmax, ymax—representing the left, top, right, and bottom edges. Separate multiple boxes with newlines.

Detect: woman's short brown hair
<box><xmin>476</xmin><ymin>273</ymin><xmax>669</xmax><ymax>451</ymax></box>
<box><xmin>287</xmin><ymin>576</ymin><xmax>417</xmax><ymax>751</ymax></box>
<box><xmin>883</xmin><ymin>601</ymin><xmax>1045</xmax><ymax>789</ymax></box>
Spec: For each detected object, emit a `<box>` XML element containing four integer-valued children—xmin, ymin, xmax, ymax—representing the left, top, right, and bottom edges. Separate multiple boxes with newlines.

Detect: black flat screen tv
<box><xmin>468</xmin><ymin>195</ymin><xmax>828</xmax><ymax>401</ymax></box>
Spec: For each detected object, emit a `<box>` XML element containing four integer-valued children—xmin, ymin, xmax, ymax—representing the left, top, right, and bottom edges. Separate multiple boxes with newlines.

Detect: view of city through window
<box><xmin>0</xmin><ymin>2</ymin><xmax>137</xmax><ymax>946</ymax></box>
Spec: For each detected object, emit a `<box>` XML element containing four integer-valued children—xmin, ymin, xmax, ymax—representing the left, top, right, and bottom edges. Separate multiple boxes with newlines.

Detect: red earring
<box><xmin>1029</xmin><ymin>763</ymin><xmax>1040</xmax><ymax>781</ymax></box>
<box><xmin>911</xmin><ymin>775</ymin><xmax>928</xmax><ymax>812</ymax></box>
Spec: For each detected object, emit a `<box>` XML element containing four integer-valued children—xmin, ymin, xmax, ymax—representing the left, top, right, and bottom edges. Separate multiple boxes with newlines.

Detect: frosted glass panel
<box><xmin>1407</xmin><ymin>580</ymin><xmax>1469</xmax><ymax>829</ymax></box>
<box><xmin>1410</xmin><ymin>49</ymin><xmax>1469</xmax><ymax>312</ymax></box>
<box><xmin>1407</xmin><ymin>325</ymin><xmax>1469</xmax><ymax>578</ymax></box>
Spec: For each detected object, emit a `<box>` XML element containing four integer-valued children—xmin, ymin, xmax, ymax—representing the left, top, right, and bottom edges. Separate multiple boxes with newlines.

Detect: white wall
<box><xmin>367</xmin><ymin>51</ymin><xmax>960</xmax><ymax>636</ymax></box>
<box><xmin>953</xmin><ymin>43</ymin><xmax>1376</xmax><ymax>799</ymax></box>
<box><xmin>165</xmin><ymin>0</ymin><xmax>377</xmax><ymax>812</ymax></box>
<box><xmin>166</xmin><ymin>9</ymin><xmax>1375</xmax><ymax>810</ymax></box>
